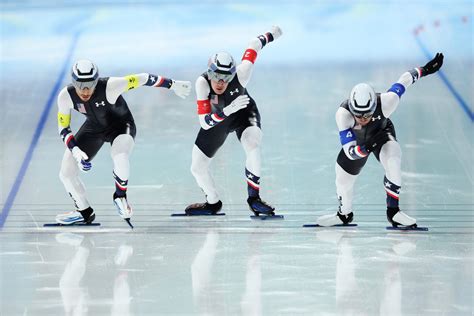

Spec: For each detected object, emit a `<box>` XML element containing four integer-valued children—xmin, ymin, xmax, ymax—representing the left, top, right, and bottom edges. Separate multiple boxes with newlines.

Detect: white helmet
<box><xmin>207</xmin><ymin>52</ymin><xmax>236</xmax><ymax>83</ymax></box>
<box><xmin>349</xmin><ymin>83</ymin><xmax>376</xmax><ymax>118</ymax></box>
<box><xmin>71</xmin><ymin>59</ymin><xmax>99</xmax><ymax>90</ymax></box>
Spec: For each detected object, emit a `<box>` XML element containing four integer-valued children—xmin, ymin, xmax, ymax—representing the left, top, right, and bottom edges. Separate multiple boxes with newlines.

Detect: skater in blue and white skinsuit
<box><xmin>185</xmin><ymin>26</ymin><xmax>282</xmax><ymax>216</ymax></box>
<box><xmin>316</xmin><ymin>53</ymin><xmax>444</xmax><ymax>228</ymax></box>
<box><xmin>55</xmin><ymin>60</ymin><xmax>191</xmax><ymax>225</ymax></box>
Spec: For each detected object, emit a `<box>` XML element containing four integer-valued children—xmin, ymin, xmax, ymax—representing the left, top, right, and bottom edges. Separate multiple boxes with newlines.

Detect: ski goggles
<box><xmin>72</xmin><ymin>78</ymin><xmax>98</xmax><ymax>90</ymax></box>
<box><xmin>353</xmin><ymin>112</ymin><xmax>374</xmax><ymax>119</ymax></box>
<box><xmin>207</xmin><ymin>70</ymin><xmax>236</xmax><ymax>83</ymax></box>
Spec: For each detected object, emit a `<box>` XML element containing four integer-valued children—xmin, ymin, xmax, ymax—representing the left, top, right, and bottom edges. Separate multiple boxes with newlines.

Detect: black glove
<box><xmin>421</xmin><ymin>52</ymin><xmax>444</xmax><ymax>77</ymax></box>
<box><xmin>364</xmin><ymin>130</ymin><xmax>391</xmax><ymax>152</ymax></box>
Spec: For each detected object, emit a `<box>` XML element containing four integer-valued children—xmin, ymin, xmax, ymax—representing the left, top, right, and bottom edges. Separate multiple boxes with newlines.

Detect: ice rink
<box><xmin>1</xmin><ymin>1</ymin><xmax>473</xmax><ymax>315</ymax></box>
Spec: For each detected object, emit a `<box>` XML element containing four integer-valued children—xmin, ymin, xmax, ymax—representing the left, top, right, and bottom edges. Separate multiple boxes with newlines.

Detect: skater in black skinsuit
<box><xmin>185</xmin><ymin>26</ymin><xmax>283</xmax><ymax>216</ymax></box>
<box><xmin>316</xmin><ymin>53</ymin><xmax>444</xmax><ymax>228</ymax></box>
<box><xmin>55</xmin><ymin>59</ymin><xmax>191</xmax><ymax>226</ymax></box>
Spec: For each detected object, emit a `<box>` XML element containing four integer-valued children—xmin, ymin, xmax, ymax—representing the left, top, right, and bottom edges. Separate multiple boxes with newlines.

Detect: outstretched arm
<box><xmin>237</xmin><ymin>26</ymin><xmax>283</xmax><ymax>87</ymax></box>
<box><xmin>106</xmin><ymin>73</ymin><xmax>191</xmax><ymax>103</ymax></box>
<box><xmin>381</xmin><ymin>53</ymin><xmax>444</xmax><ymax>117</ymax></box>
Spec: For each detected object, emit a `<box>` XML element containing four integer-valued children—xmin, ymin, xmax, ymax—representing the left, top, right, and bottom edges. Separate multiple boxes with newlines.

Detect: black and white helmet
<box><xmin>71</xmin><ymin>59</ymin><xmax>99</xmax><ymax>90</ymax></box>
<box><xmin>349</xmin><ymin>83</ymin><xmax>376</xmax><ymax>118</ymax></box>
<box><xmin>207</xmin><ymin>52</ymin><xmax>236</xmax><ymax>83</ymax></box>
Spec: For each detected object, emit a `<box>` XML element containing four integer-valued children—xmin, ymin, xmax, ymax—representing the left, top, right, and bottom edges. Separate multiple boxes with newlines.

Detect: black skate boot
<box><xmin>247</xmin><ymin>196</ymin><xmax>275</xmax><ymax>216</ymax></box>
<box><xmin>185</xmin><ymin>200</ymin><xmax>223</xmax><ymax>216</ymax></box>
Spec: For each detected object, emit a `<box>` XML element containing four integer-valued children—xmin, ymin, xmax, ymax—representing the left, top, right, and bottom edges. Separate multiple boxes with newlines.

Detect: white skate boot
<box><xmin>55</xmin><ymin>207</ymin><xmax>95</xmax><ymax>225</ymax></box>
<box><xmin>387</xmin><ymin>207</ymin><xmax>416</xmax><ymax>228</ymax></box>
<box><xmin>114</xmin><ymin>193</ymin><xmax>133</xmax><ymax>228</ymax></box>
<box><xmin>316</xmin><ymin>211</ymin><xmax>354</xmax><ymax>227</ymax></box>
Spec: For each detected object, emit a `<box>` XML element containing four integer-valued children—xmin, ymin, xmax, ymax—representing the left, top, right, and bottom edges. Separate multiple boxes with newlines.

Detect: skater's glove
<box><xmin>170</xmin><ymin>80</ymin><xmax>192</xmax><ymax>99</ymax></box>
<box><xmin>269</xmin><ymin>25</ymin><xmax>283</xmax><ymax>41</ymax></box>
<box><xmin>364</xmin><ymin>130</ymin><xmax>391</xmax><ymax>153</ymax></box>
<box><xmin>223</xmin><ymin>95</ymin><xmax>250</xmax><ymax>116</ymax></box>
<box><xmin>72</xmin><ymin>146</ymin><xmax>91</xmax><ymax>172</ymax></box>
<box><xmin>421</xmin><ymin>52</ymin><xmax>443</xmax><ymax>77</ymax></box>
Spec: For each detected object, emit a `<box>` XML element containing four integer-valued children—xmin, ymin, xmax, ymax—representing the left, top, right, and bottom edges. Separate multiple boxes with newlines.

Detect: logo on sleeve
<box><xmin>229</xmin><ymin>88</ymin><xmax>239</xmax><ymax>96</ymax></box>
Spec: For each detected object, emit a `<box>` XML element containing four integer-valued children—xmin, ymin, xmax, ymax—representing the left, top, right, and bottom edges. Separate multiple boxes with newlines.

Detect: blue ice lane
<box><xmin>414</xmin><ymin>35</ymin><xmax>473</xmax><ymax>122</ymax></box>
<box><xmin>0</xmin><ymin>32</ymin><xmax>81</xmax><ymax>228</ymax></box>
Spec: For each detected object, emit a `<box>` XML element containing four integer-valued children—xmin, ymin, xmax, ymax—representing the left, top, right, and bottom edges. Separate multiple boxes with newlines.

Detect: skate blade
<box><xmin>124</xmin><ymin>218</ymin><xmax>134</xmax><ymax>229</ymax></box>
<box><xmin>171</xmin><ymin>212</ymin><xmax>226</xmax><ymax>217</ymax></box>
<box><xmin>250</xmin><ymin>215</ymin><xmax>284</xmax><ymax>220</ymax></box>
<box><xmin>386</xmin><ymin>226</ymin><xmax>428</xmax><ymax>231</ymax></box>
<box><xmin>303</xmin><ymin>223</ymin><xmax>358</xmax><ymax>228</ymax></box>
<box><xmin>44</xmin><ymin>222</ymin><xmax>101</xmax><ymax>227</ymax></box>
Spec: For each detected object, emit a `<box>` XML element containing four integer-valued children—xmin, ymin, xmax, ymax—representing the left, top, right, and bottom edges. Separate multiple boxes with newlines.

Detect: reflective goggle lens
<box><xmin>73</xmin><ymin>79</ymin><xmax>98</xmax><ymax>90</ymax></box>
<box><xmin>354</xmin><ymin>112</ymin><xmax>373</xmax><ymax>119</ymax></box>
<box><xmin>208</xmin><ymin>70</ymin><xmax>235</xmax><ymax>83</ymax></box>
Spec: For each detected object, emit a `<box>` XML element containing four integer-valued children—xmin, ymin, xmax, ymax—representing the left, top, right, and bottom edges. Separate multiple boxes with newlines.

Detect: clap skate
<box><xmin>114</xmin><ymin>193</ymin><xmax>134</xmax><ymax>228</ymax></box>
<box><xmin>248</xmin><ymin>196</ymin><xmax>283</xmax><ymax>220</ymax></box>
<box><xmin>303</xmin><ymin>211</ymin><xmax>357</xmax><ymax>228</ymax></box>
<box><xmin>386</xmin><ymin>207</ymin><xmax>428</xmax><ymax>231</ymax></box>
<box><xmin>173</xmin><ymin>200</ymin><xmax>225</xmax><ymax>216</ymax></box>
<box><xmin>45</xmin><ymin>207</ymin><xmax>99</xmax><ymax>227</ymax></box>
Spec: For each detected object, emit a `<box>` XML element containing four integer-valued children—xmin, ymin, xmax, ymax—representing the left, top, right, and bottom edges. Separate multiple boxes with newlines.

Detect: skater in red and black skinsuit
<box><xmin>185</xmin><ymin>26</ymin><xmax>283</xmax><ymax>216</ymax></box>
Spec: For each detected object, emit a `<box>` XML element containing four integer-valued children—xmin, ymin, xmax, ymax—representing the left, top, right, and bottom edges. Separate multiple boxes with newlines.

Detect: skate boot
<box><xmin>387</xmin><ymin>207</ymin><xmax>417</xmax><ymax>228</ymax></box>
<box><xmin>114</xmin><ymin>193</ymin><xmax>134</xmax><ymax>228</ymax></box>
<box><xmin>185</xmin><ymin>200</ymin><xmax>222</xmax><ymax>216</ymax></box>
<box><xmin>247</xmin><ymin>196</ymin><xmax>275</xmax><ymax>216</ymax></box>
<box><xmin>55</xmin><ymin>207</ymin><xmax>95</xmax><ymax>225</ymax></box>
<box><xmin>315</xmin><ymin>211</ymin><xmax>354</xmax><ymax>227</ymax></box>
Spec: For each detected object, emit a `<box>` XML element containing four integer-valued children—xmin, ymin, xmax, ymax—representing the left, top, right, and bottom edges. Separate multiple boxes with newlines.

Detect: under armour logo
<box><xmin>371</xmin><ymin>115</ymin><xmax>381</xmax><ymax>121</ymax></box>
<box><xmin>229</xmin><ymin>88</ymin><xmax>239</xmax><ymax>96</ymax></box>
<box><xmin>95</xmin><ymin>101</ymin><xmax>106</xmax><ymax>107</ymax></box>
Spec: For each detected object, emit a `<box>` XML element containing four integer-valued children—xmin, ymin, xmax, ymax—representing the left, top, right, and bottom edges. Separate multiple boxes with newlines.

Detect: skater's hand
<box><xmin>421</xmin><ymin>52</ymin><xmax>443</xmax><ymax>77</ymax></box>
<box><xmin>223</xmin><ymin>95</ymin><xmax>249</xmax><ymax>116</ymax></box>
<box><xmin>170</xmin><ymin>80</ymin><xmax>192</xmax><ymax>99</ymax></box>
<box><xmin>270</xmin><ymin>25</ymin><xmax>283</xmax><ymax>41</ymax></box>
<box><xmin>72</xmin><ymin>146</ymin><xmax>91</xmax><ymax>172</ymax></box>
<box><xmin>364</xmin><ymin>130</ymin><xmax>392</xmax><ymax>152</ymax></box>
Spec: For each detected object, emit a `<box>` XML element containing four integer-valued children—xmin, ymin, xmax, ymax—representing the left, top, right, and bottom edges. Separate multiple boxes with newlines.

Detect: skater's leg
<box><xmin>111</xmin><ymin>134</ymin><xmax>135</xmax><ymax>219</ymax></box>
<box><xmin>190</xmin><ymin>145</ymin><xmax>220</xmax><ymax>204</ymax></box>
<box><xmin>316</xmin><ymin>150</ymin><xmax>367</xmax><ymax>226</ymax></box>
<box><xmin>240</xmin><ymin>126</ymin><xmax>262</xmax><ymax>197</ymax></box>
<box><xmin>336</xmin><ymin>163</ymin><xmax>358</xmax><ymax>216</ymax></box>
<box><xmin>379</xmin><ymin>141</ymin><xmax>415</xmax><ymax>226</ymax></box>
<box><xmin>111</xmin><ymin>134</ymin><xmax>134</xmax><ymax>198</ymax></box>
<box><xmin>239</xmin><ymin>126</ymin><xmax>274</xmax><ymax>215</ymax></box>
<box><xmin>57</xmin><ymin>149</ymin><xmax>94</xmax><ymax>224</ymax></box>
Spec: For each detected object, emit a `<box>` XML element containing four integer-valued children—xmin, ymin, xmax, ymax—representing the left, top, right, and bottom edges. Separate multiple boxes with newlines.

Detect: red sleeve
<box><xmin>242</xmin><ymin>49</ymin><xmax>257</xmax><ymax>64</ymax></box>
<box><xmin>197</xmin><ymin>99</ymin><xmax>211</xmax><ymax>115</ymax></box>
